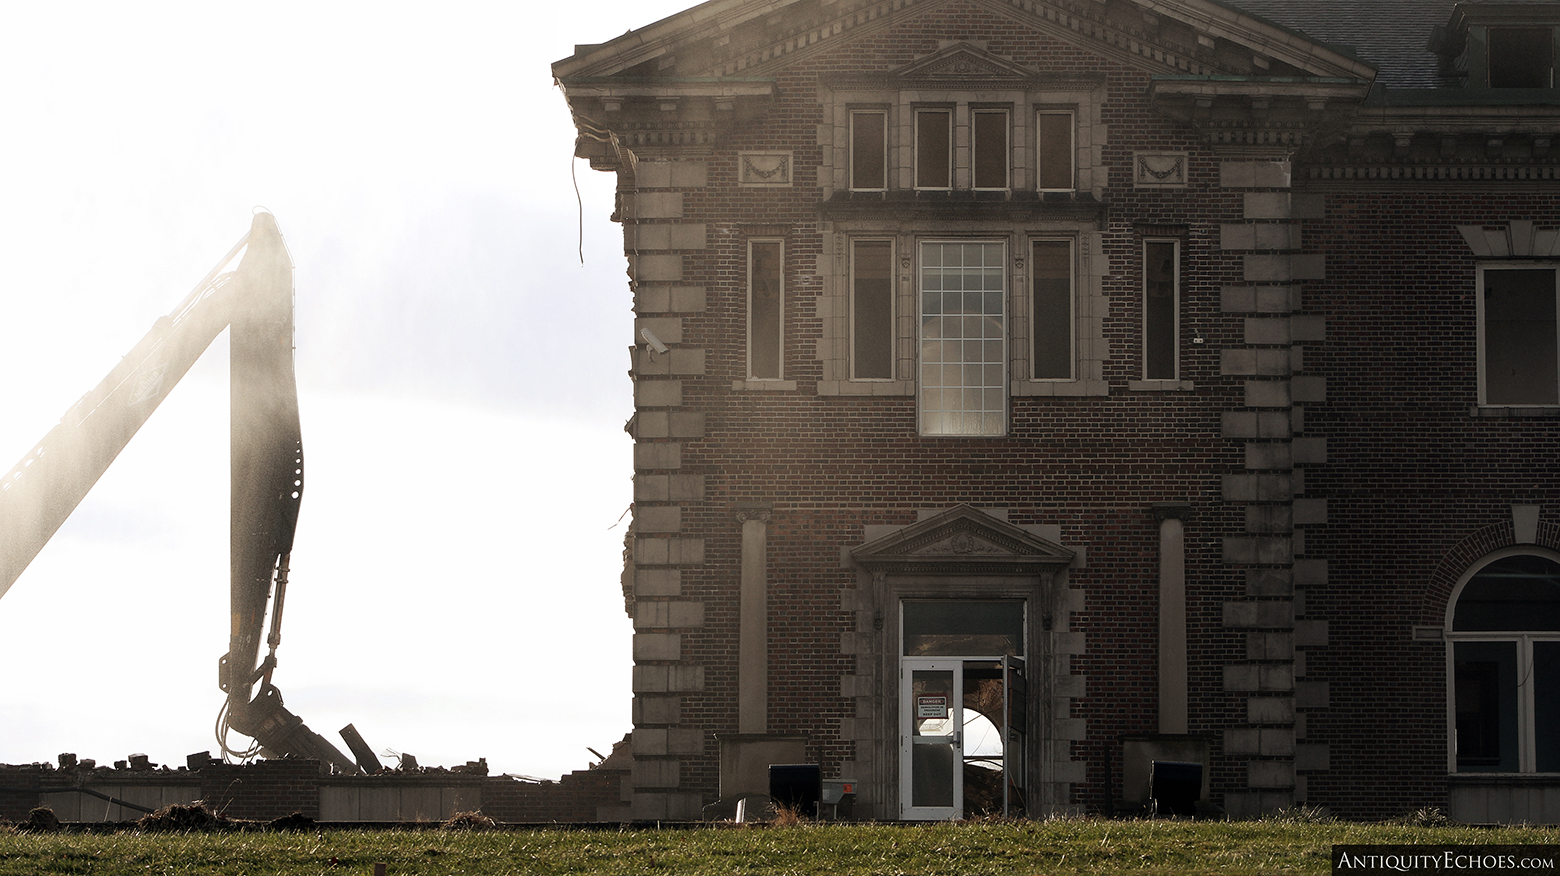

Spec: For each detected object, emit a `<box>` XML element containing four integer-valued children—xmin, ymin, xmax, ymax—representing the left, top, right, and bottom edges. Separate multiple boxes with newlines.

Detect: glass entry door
<box><xmin>902</xmin><ymin>660</ymin><xmax>963</xmax><ymax>820</ymax></box>
<box><xmin>901</xmin><ymin>656</ymin><xmax>1028</xmax><ymax>820</ymax></box>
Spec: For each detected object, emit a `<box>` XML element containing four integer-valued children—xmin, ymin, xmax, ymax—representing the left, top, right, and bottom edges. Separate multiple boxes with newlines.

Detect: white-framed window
<box><xmin>851</xmin><ymin>239</ymin><xmax>895</xmax><ymax>380</ymax></box>
<box><xmin>1143</xmin><ymin>239</ymin><xmax>1180</xmax><ymax>380</ymax></box>
<box><xmin>915</xmin><ymin>108</ymin><xmax>953</xmax><ymax>190</ymax></box>
<box><xmin>1447</xmin><ymin>550</ymin><xmax>1560</xmax><ymax>773</ymax></box>
<box><xmin>1036</xmin><ymin>110</ymin><xmax>1075</xmax><ymax>192</ymax></box>
<box><xmin>1478</xmin><ymin>264</ymin><xmax>1560</xmax><ymax>406</ymax></box>
<box><xmin>850</xmin><ymin>109</ymin><xmax>888</xmax><ymax>192</ymax></box>
<box><xmin>972</xmin><ymin>108</ymin><xmax>1010</xmax><ymax>191</ymax></box>
<box><xmin>748</xmin><ymin>239</ymin><xmax>785</xmax><ymax>380</ymax></box>
<box><xmin>1030</xmin><ymin>239</ymin><xmax>1075</xmax><ymax>381</ymax></box>
<box><xmin>919</xmin><ymin>240</ymin><xmax>1007</xmax><ymax>436</ymax></box>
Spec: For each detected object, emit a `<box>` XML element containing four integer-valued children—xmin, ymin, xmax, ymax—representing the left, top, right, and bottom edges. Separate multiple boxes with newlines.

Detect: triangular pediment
<box><xmin>853</xmin><ymin>505</ymin><xmax>1074</xmax><ymax>575</ymax></box>
<box><xmin>892</xmin><ymin>43</ymin><xmax>1038</xmax><ymax>83</ymax></box>
<box><xmin>555</xmin><ymin>0</ymin><xmax>1374</xmax><ymax>85</ymax></box>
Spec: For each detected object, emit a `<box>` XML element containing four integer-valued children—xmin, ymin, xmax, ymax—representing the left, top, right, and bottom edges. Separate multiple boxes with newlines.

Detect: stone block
<box><xmin>669</xmin><ymin>223</ymin><xmax>708</xmax><ymax>250</ymax></box>
<box><xmin>1246</xmin><ymin>504</ymin><xmax>1293</xmax><ymax>533</ymax></box>
<box><xmin>635</xmin><ymin>474</ymin><xmax>670</xmax><ymax>501</ymax></box>
<box><xmin>1258</xmin><ymin>286</ymin><xmax>1299</xmax><ymax>313</ymax></box>
<box><xmin>632</xmin><ymin>695</ymin><xmax>681</xmax><ymax>725</ymax></box>
<box><xmin>1225</xmin><ymin>728</ymin><xmax>1260</xmax><ymax>755</ymax></box>
<box><xmin>636</xmin><ymin>317</ymin><xmax>684</xmax><ymax>345</ymax></box>
<box><xmin>1223</xmin><ymin>473</ymin><xmax>1293</xmax><ymax>502</ymax></box>
<box><xmin>631</xmin><ymin>759</ymin><xmax>681</xmax><ymax>788</ymax></box>
<box><xmin>1223</xmin><ymin>411</ymin><xmax>1259</xmax><ymax>437</ymax></box>
<box><xmin>635</xmin><ymin>505</ymin><xmax>682</xmax><ymax>533</ymax></box>
<box><xmin>1260</xmin><ymin>728</ymin><xmax>1296</xmax><ymax>756</ymax></box>
<box><xmin>1244</xmin><ymin>192</ymin><xmax>1296</xmax><ymax>219</ymax></box>
<box><xmin>633</xmin><ymin>632</ymin><xmax>681</xmax><ymax>661</ymax></box>
<box><xmin>633</xmin><ymin>600</ymin><xmax>705</xmax><ymax>629</ymax></box>
<box><xmin>1223</xmin><ymin>536</ymin><xmax>1293</xmax><ymax>565</ymax></box>
<box><xmin>1261</xmin><ymin>664</ymin><xmax>1294</xmax><ymax>691</ymax></box>
<box><xmin>1246</xmin><ymin>442</ymin><xmax>1293</xmax><ymax>470</ymax></box>
<box><xmin>1255</xmin><ymin>349</ymin><xmax>1293</xmax><ymax>376</ymax></box>
<box><xmin>1249</xmin><ymin>760</ymin><xmax>1295</xmax><ymax>788</ymax></box>
<box><xmin>632</xmin><ymin>253</ymin><xmax>684</xmax><ymax>281</ymax></box>
<box><xmin>668</xmin><ymin>728</ymin><xmax>703</xmax><ymax>754</ymax></box>
<box><xmin>1245</xmin><ymin>317</ymin><xmax>1291</xmax><ymax>345</ymax></box>
<box><xmin>1223</xmin><ymin>599</ymin><xmax>1295</xmax><ymax>629</ymax></box>
<box><xmin>634</xmin><ymin>442</ymin><xmax>682</xmax><ymax>471</ymax></box>
<box><xmin>1247</xmin><ymin>569</ymin><xmax>1293</xmax><ymax>598</ymax></box>
<box><xmin>634</xmin><ymin>192</ymin><xmax>684</xmax><ymax>219</ymax></box>
<box><xmin>1222</xmin><ymin>349</ymin><xmax>1259</xmax><ymax>377</ymax></box>
<box><xmin>1245</xmin><ymin>380</ymin><xmax>1291</xmax><ymax>408</ymax></box>
<box><xmin>1247</xmin><ymin>696</ymin><xmax>1295</xmax><ymax>724</ymax></box>
<box><xmin>1258</xmin><ymin>412</ymin><xmax>1292</xmax><ymax>438</ymax></box>
<box><xmin>1224</xmin><ymin>664</ymin><xmax>1261</xmax><ymax>691</ymax></box>
<box><xmin>1248</xmin><ymin>631</ymin><xmax>1295</xmax><ymax>660</ymax></box>
<box><xmin>636</xmin><ymin>568</ymin><xmax>681</xmax><ymax>597</ymax></box>
<box><xmin>1221</xmin><ymin>159</ymin><xmax>1291</xmax><ymax>189</ymax></box>
<box><xmin>669</xmin><ymin>474</ymin><xmax>705</xmax><ymax>501</ymax></box>
<box><xmin>635</xmin><ymin>380</ymin><xmax>683</xmax><ymax>409</ymax></box>
<box><xmin>634</xmin><ymin>162</ymin><xmax>673</xmax><ymax>189</ymax></box>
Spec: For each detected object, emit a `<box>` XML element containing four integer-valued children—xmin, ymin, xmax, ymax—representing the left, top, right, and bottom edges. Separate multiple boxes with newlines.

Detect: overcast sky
<box><xmin>0</xmin><ymin>0</ymin><xmax>692</xmax><ymax>780</ymax></box>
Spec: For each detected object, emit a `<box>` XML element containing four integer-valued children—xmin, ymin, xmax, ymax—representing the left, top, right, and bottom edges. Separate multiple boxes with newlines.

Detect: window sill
<box><xmin>1129</xmin><ymin>380</ymin><xmax>1196</xmax><ymax>392</ymax></box>
<box><xmin>818</xmin><ymin>380</ymin><xmax>914</xmax><ymax>396</ymax></box>
<box><xmin>1012</xmin><ymin>380</ymin><xmax>1110</xmax><ymax>397</ymax></box>
<box><xmin>1471</xmin><ymin>405</ymin><xmax>1560</xmax><ymax>418</ymax></box>
<box><xmin>732</xmin><ymin>379</ymin><xmax>798</xmax><ymax>392</ymax></box>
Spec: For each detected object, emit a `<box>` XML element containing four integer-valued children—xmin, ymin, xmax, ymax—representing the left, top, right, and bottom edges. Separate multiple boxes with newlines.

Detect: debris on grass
<box><xmin>442</xmin><ymin>810</ymin><xmax>496</xmax><ymax>831</ymax></box>
<box><xmin>136</xmin><ymin>803</ymin><xmax>231</xmax><ymax>832</ymax></box>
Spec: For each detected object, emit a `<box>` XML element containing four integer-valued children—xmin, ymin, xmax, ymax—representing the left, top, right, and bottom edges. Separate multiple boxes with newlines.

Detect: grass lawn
<box><xmin>3</xmin><ymin>817</ymin><xmax>1560</xmax><ymax>875</ymax></box>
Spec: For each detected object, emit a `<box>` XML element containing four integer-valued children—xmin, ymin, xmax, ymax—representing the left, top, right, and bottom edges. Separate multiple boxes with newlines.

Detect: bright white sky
<box><xmin>0</xmin><ymin>0</ymin><xmax>694</xmax><ymax>780</ymax></box>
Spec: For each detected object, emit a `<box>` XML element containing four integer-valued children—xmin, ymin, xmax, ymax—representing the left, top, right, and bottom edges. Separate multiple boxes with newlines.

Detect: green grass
<box><xmin>2</xmin><ymin>818</ymin><xmax>1558</xmax><ymax>875</ymax></box>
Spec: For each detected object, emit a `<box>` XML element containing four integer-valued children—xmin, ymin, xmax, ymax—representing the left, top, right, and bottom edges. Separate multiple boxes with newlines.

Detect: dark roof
<box><xmin>1223</xmin><ymin>0</ymin><xmax>1458</xmax><ymax>88</ymax></box>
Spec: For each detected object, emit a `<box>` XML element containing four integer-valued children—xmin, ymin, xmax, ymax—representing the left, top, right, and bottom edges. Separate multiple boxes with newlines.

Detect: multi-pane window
<box><xmin>1450</xmin><ymin>553</ymin><xmax>1560</xmax><ymax>773</ymax></box>
<box><xmin>1031</xmin><ymin>240</ymin><xmax>1074</xmax><ymax>380</ymax></box>
<box><xmin>919</xmin><ymin>241</ymin><xmax>1006</xmax><ymax>436</ymax></box>
<box><xmin>915</xmin><ymin>109</ymin><xmax>953</xmax><ymax>190</ymax></box>
<box><xmin>748</xmin><ymin>240</ymin><xmax>784</xmax><ymax>379</ymax></box>
<box><xmin>851</xmin><ymin>110</ymin><xmax>888</xmax><ymax>191</ymax></box>
<box><xmin>1143</xmin><ymin>239</ymin><xmax>1180</xmax><ymax>380</ymax></box>
<box><xmin>1480</xmin><ymin>266</ymin><xmax>1559</xmax><ymax>405</ymax></box>
<box><xmin>972</xmin><ymin>109</ymin><xmax>1009</xmax><ymax>190</ymax></box>
<box><xmin>1036</xmin><ymin>110</ymin><xmax>1075</xmax><ymax>192</ymax></box>
<box><xmin>852</xmin><ymin>240</ymin><xmax>895</xmax><ymax>380</ymax></box>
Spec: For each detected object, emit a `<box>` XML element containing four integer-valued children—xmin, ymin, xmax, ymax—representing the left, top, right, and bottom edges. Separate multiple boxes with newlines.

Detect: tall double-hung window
<box><xmin>919</xmin><ymin>241</ymin><xmax>1006</xmax><ymax>436</ymax></box>
<box><xmin>1479</xmin><ymin>265</ymin><xmax>1560</xmax><ymax>405</ymax></box>
<box><xmin>749</xmin><ymin>240</ymin><xmax>785</xmax><ymax>380</ymax></box>
<box><xmin>1143</xmin><ymin>239</ymin><xmax>1180</xmax><ymax>380</ymax></box>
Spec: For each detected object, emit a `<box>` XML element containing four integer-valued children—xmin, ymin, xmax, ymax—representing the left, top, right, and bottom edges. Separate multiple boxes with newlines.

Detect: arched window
<box><xmin>1449</xmin><ymin>552</ymin><xmax>1560</xmax><ymax>773</ymax></box>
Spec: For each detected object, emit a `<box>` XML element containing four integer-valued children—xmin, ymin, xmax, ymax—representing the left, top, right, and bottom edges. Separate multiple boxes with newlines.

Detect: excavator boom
<box><xmin>0</xmin><ymin>213</ymin><xmax>360</xmax><ymax>774</ymax></box>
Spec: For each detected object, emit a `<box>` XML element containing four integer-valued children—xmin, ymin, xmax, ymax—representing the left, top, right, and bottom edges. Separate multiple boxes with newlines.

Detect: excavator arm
<box><xmin>0</xmin><ymin>213</ymin><xmax>360</xmax><ymax>774</ymax></box>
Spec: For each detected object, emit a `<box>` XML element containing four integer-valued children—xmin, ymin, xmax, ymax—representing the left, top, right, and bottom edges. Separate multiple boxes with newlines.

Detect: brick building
<box><xmin>554</xmin><ymin>0</ymin><xmax>1560</xmax><ymax>821</ymax></box>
